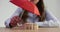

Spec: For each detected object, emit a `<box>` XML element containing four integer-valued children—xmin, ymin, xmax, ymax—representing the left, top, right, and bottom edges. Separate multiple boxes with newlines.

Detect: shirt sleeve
<box><xmin>45</xmin><ymin>10</ymin><xmax>60</xmax><ymax>27</ymax></box>
<box><xmin>35</xmin><ymin>10</ymin><xmax>60</xmax><ymax>27</ymax></box>
<box><xmin>10</xmin><ymin>8</ymin><xmax>23</xmax><ymax>18</ymax></box>
<box><xmin>35</xmin><ymin>20</ymin><xmax>59</xmax><ymax>28</ymax></box>
<box><xmin>45</xmin><ymin>10</ymin><xmax>58</xmax><ymax>21</ymax></box>
<box><xmin>5</xmin><ymin>8</ymin><xmax>24</xmax><ymax>28</ymax></box>
<box><xmin>5</xmin><ymin>18</ymin><xmax>11</xmax><ymax>28</ymax></box>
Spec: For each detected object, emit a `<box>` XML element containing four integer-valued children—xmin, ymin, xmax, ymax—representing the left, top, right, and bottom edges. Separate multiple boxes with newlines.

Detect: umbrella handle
<box><xmin>17</xmin><ymin>10</ymin><xmax>25</xmax><ymax>26</ymax></box>
<box><xmin>19</xmin><ymin>10</ymin><xmax>25</xmax><ymax>18</ymax></box>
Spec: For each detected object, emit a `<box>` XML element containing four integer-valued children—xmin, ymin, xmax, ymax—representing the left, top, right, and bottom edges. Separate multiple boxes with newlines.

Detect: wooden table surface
<box><xmin>0</xmin><ymin>27</ymin><xmax>60</xmax><ymax>32</ymax></box>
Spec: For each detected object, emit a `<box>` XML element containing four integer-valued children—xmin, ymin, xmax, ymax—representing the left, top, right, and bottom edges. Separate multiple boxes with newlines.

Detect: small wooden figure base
<box><xmin>17</xmin><ymin>23</ymin><xmax>38</xmax><ymax>30</ymax></box>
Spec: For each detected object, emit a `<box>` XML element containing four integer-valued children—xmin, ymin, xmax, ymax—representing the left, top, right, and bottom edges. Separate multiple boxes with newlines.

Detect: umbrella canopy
<box><xmin>10</xmin><ymin>0</ymin><xmax>40</xmax><ymax>16</ymax></box>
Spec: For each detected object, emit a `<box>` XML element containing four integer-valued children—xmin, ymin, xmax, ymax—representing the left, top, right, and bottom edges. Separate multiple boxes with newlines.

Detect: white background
<box><xmin>0</xmin><ymin>0</ymin><xmax>60</xmax><ymax>27</ymax></box>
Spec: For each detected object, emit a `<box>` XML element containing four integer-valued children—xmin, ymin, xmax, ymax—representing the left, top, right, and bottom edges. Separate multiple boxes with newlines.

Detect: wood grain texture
<box><xmin>0</xmin><ymin>27</ymin><xmax>60</xmax><ymax>32</ymax></box>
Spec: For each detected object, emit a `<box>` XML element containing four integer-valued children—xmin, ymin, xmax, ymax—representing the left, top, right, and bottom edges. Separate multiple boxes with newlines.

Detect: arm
<box><xmin>10</xmin><ymin>8</ymin><xmax>23</xmax><ymax>18</ymax></box>
<box><xmin>45</xmin><ymin>10</ymin><xmax>60</xmax><ymax>27</ymax></box>
<box><xmin>35</xmin><ymin>10</ymin><xmax>60</xmax><ymax>27</ymax></box>
<box><xmin>5</xmin><ymin>8</ymin><xmax>23</xmax><ymax>28</ymax></box>
<box><xmin>46</xmin><ymin>10</ymin><xmax>58</xmax><ymax>21</ymax></box>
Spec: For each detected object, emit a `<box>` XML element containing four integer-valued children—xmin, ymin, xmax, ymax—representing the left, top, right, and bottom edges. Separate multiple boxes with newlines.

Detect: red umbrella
<box><xmin>10</xmin><ymin>0</ymin><xmax>40</xmax><ymax>16</ymax></box>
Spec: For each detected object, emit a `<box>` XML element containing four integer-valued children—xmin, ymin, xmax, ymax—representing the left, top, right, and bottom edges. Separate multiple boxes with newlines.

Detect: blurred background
<box><xmin>0</xmin><ymin>0</ymin><xmax>60</xmax><ymax>27</ymax></box>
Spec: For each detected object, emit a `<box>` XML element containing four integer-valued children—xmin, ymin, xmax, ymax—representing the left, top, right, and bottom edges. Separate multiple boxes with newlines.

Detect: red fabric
<box><xmin>10</xmin><ymin>16</ymin><xmax>21</xmax><ymax>27</ymax></box>
<box><xmin>10</xmin><ymin>0</ymin><xmax>40</xmax><ymax>16</ymax></box>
